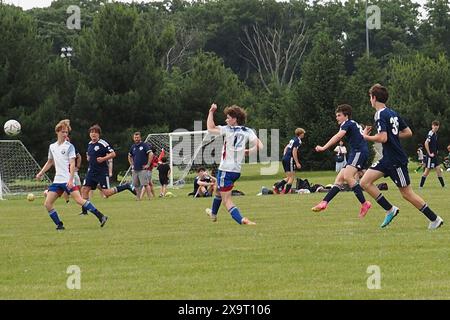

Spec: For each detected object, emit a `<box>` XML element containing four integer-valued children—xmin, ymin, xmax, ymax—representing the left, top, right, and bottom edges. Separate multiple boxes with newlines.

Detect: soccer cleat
<box><xmin>56</xmin><ymin>222</ymin><xmax>65</xmax><ymax>230</ymax></box>
<box><xmin>241</xmin><ymin>217</ymin><xmax>256</xmax><ymax>225</ymax></box>
<box><xmin>272</xmin><ymin>186</ymin><xmax>280</xmax><ymax>194</ymax></box>
<box><xmin>428</xmin><ymin>216</ymin><xmax>444</xmax><ymax>230</ymax></box>
<box><xmin>79</xmin><ymin>209</ymin><xmax>88</xmax><ymax>216</ymax></box>
<box><xmin>359</xmin><ymin>201</ymin><xmax>372</xmax><ymax>218</ymax></box>
<box><xmin>205</xmin><ymin>208</ymin><xmax>217</xmax><ymax>222</ymax></box>
<box><xmin>311</xmin><ymin>201</ymin><xmax>328</xmax><ymax>212</ymax></box>
<box><xmin>100</xmin><ymin>215</ymin><xmax>108</xmax><ymax>227</ymax></box>
<box><xmin>380</xmin><ymin>206</ymin><xmax>399</xmax><ymax>228</ymax></box>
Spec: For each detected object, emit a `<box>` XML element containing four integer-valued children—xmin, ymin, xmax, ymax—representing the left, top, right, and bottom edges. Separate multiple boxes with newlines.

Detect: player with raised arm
<box><xmin>36</xmin><ymin>120</ymin><xmax>108</xmax><ymax>230</ymax></box>
<box><xmin>360</xmin><ymin>84</ymin><xmax>443</xmax><ymax>229</ymax></box>
<box><xmin>311</xmin><ymin>104</ymin><xmax>372</xmax><ymax>217</ymax></box>
<box><xmin>205</xmin><ymin>103</ymin><xmax>263</xmax><ymax>225</ymax></box>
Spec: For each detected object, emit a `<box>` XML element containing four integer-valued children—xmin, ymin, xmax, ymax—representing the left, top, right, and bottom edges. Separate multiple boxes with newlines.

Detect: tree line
<box><xmin>1</xmin><ymin>0</ymin><xmax>449</xmax><ymax>176</ymax></box>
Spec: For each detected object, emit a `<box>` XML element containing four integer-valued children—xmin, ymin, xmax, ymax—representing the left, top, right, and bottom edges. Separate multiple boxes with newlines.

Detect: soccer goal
<box><xmin>0</xmin><ymin>140</ymin><xmax>51</xmax><ymax>199</ymax></box>
<box><xmin>120</xmin><ymin>130</ymin><xmax>222</xmax><ymax>188</ymax></box>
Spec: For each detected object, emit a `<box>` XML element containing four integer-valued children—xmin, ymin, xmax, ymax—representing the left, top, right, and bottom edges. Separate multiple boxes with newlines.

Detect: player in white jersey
<box><xmin>205</xmin><ymin>103</ymin><xmax>263</xmax><ymax>225</ymax></box>
<box><xmin>36</xmin><ymin>120</ymin><xmax>108</xmax><ymax>230</ymax></box>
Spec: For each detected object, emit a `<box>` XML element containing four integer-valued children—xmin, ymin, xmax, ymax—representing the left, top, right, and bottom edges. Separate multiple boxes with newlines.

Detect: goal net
<box><xmin>0</xmin><ymin>140</ymin><xmax>51</xmax><ymax>199</ymax></box>
<box><xmin>120</xmin><ymin>130</ymin><xmax>222</xmax><ymax>188</ymax></box>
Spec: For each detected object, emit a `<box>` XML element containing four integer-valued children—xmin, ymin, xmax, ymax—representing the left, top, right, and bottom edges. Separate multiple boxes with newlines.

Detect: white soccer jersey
<box><xmin>48</xmin><ymin>141</ymin><xmax>76</xmax><ymax>183</ymax></box>
<box><xmin>218</xmin><ymin>125</ymin><xmax>258</xmax><ymax>173</ymax></box>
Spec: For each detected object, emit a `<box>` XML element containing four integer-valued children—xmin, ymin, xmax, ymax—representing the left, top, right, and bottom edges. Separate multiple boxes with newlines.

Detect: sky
<box><xmin>4</xmin><ymin>0</ymin><xmax>429</xmax><ymax>11</ymax></box>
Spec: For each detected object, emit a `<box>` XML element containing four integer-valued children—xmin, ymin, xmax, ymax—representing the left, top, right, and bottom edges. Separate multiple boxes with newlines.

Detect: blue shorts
<box><xmin>48</xmin><ymin>183</ymin><xmax>79</xmax><ymax>196</ymax></box>
<box><xmin>424</xmin><ymin>155</ymin><xmax>438</xmax><ymax>169</ymax></box>
<box><xmin>216</xmin><ymin>170</ymin><xmax>240</xmax><ymax>192</ymax></box>
<box><xmin>346</xmin><ymin>150</ymin><xmax>369</xmax><ymax>171</ymax></box>
<box><xmin>282</xmin><ymin>157</ymin><xmax>297</xmax><ymax>173</ymax></box>
<box><xmin>83</xmin><ymin>172</ymin><xmax>110</xmax><ymax>190</ymax></box>
<box><xmin>370</xmin><ymin>159</ymin><xmax>410</xmax><ymax>188</ymax></box>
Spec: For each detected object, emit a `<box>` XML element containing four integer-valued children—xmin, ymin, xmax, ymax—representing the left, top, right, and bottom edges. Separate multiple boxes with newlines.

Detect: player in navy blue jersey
<box><xmin>360</xmin><ymin>84</ymin><xmax>443</xmax><ymax>229</ymax></box>
<box><xmin>312</xmin><ymin>104</ymin><xmax>372</xmax><ymax>217</ymax></box>
<box><xmin>273</xmin><ymin>128</ymin><xmax>305</xmax><ymax>194</ymax></box>
<box><xmin>419</xmin><ymin>121</ymin><xmax>445</xmax><ymax>188</ymax></box>
<box><xmin>80</xmin><ymin>124</ymin><xmax>136</xmax><ymax>213</ymax></box>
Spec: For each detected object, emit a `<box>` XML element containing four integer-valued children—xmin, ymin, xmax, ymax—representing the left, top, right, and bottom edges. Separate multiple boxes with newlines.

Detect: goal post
<box><xmin>0</xmin><ymin>140</ymin><xmax>51</xmax><ymax>199</ymax></box>
<box><xmin>120</xmin><ymin>130</ymin><xmax>222</xmax><ymax>188</ymax></box>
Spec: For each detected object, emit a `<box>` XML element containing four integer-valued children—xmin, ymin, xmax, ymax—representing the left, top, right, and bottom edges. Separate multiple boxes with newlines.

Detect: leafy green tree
<box><xmin>291</xmin><ymin>31</ymin><xmax>347</xmax><ymax>170</ymax></box>
<box><xmin>388</xmin><ymin>54</ymin><xmax>450</xmax><ymax>156</ymax></box>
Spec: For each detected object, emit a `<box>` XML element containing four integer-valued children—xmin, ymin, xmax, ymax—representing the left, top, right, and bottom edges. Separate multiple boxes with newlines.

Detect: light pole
<box><xmin>365</xmin><ymin>0</ymin><xmax>370</xmax><ymax>57</ymax></box>
<box><xmin>60</xmin><ymin>47</ymin><xmax>73</xmax><ymax>71</ymax></box>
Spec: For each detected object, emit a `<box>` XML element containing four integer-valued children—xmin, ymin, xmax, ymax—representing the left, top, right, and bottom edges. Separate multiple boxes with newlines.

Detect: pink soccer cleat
<box><xmin>359</xmin><ymin>201</ymin><xmax>372</xmax><ymax>218</ymax></box>
<box><xmin>311</xmin><ymin>201</ymin><xmax>328</xmax><ymax>212</ymax></box>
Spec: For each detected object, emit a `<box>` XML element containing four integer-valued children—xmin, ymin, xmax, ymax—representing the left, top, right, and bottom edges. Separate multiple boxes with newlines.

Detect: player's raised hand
<box><xmin>209</xmin><ymin>103</ymin><xmax>217</xmax><ymax>113</ymax></box>
<box><xmin>315</xmin><ymin>145</ymin><xmax>325</xmax><ymax>152</ymax></box>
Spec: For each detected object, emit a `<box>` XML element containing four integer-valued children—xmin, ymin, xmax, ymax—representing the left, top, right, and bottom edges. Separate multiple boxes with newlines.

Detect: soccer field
<box><xmin>1</xmin><ymin>164</ymin><xmax>449</xmax><ymax>299</ymax></box>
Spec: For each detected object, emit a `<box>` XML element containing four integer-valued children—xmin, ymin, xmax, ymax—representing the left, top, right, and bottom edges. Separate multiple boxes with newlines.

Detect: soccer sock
<box><xmin>48</xmin><ymin>209</ymin><xmax>62</xmax><ymax>226</ymax></box>
<box><xmin>275</xmin><ymin>180</ymin><xmax>287</xmax><ymax>190</ymax></box>
<box><xmin>211</xmin><ymin>196</ymin><xmax>222</xmax><ymax>215</ymax></box>
<box><xmin>229</xmin><ymin>206</ymin><xmax>244</xmax><ymax>224</ymax></box>
<box><xmin>115</xmin><ymin>184</ymin><xmax>128</xmax><ymax>193</ymax></box>
<box><xmin>283</xmin><ymin>184</ymin><xmax>292</xmax><ymax>194</ymax></box>
<box><xmin>352</xmin><ymin>184</ymin><xmax>366</xmax><ymax>204</ymax></box>
<box><xmin>375</xmin><ymin>193</ymin><xmax>393</xmax><ymax>211</ymax></box>
<box><xmin>438</xmin><ymin>177</ymin><xmax>445</xmax><ymax>187</ymax></box>
<box><xmin>323</xmin><ymin>185</ymin><xmax>341</xmax><ymax>203</ymax></box>
<box><xmin>83</xmin><ymin>201</ymin><xmax>104</xmax><ymax>221</ymax></box>
<box><xmin>420</xmin><ymin>176</ymin><xmax>427</xmax><ymax>187</ymax></box>
<box><xmin>420</xmin><ymin>203</ymin><xmax>438</xmax><ymax>221</ymax></box>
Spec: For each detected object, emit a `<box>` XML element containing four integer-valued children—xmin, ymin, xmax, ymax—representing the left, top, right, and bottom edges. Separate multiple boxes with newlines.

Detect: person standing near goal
<box><xmin>205</xmin><ymin>103</ymin><xmax>263</xmax><ymax>225</ymax></box>
<box><xmin>36</xmin><ymin>120</ymin><xmax>108</xmax><ymax>230</ymax></box>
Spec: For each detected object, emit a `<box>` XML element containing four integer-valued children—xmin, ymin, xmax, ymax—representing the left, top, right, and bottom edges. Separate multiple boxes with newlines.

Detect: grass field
<box><xmin>1</xmin><ymin>163</ymin><xmax>449</xmax><ymax>299</ymax></box>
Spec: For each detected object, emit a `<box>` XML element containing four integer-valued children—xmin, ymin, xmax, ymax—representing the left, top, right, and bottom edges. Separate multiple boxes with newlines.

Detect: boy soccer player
<box><xmin>273</xmin><ymin>128</ymin><xmax>305</xmax><ymax>194</ymax></box>
<box><xmin>205</xmin><ymin>103</ymin><xmax>263</xmax><ymax>225</ymax></box>
<box><xmin>80</xmin><ymin>124</ymin><xmax>136</xmax><ymax>213</ymax></box>
<box><xmin>36</xmin><ymin>120</ymin><xmax>108</xmax><ymax>230</ymax></box>
<box><xmin>419</xmin><ymin>121</ymin><xmax>445</xmax><ymax>188</ymax></box>
<box><xmin>312</xmin><ymin>104</ymin><xmax>372</xmax><ymax>217</ymax></box>
<box><xmin>360</xmin><ymin>84</ymin><xmax>443</xmax><ymax>229</ymax></box>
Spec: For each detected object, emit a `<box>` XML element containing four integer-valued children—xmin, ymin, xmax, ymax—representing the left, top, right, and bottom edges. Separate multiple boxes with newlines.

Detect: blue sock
<box><xmin>229</xmin><ymin>206</ymin><xmax>243</xmax><ymax>224</ymax></box>
<box><xmin>83</xmin><ymin>201</ymin><xmax>103</xmax><ymax>220</ymax></box>
<box><xmin>211</xmin><ymin>196</ymin><xmax>222</xmax><ymax>215</ymax></box>
<box><xmin>48</xmin><ymin>209</ymin><xmax>61</xmax><ymax>226</ymax></box>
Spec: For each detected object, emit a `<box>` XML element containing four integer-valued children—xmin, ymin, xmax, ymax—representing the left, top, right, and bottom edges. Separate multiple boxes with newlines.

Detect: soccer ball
<box><xmin>165</xmin><ymin>191</ymin><xmax>174</xmax><ymax>198</ymax></box>
<box><xmin>4</xmin><ymin>120</ymin><xmax>21</xmax><ymax>136</ymax></box>
<box><xmin>27</xmin><ymin>193</ymin><xmax>35</xmax><ymax>201</ymax></box>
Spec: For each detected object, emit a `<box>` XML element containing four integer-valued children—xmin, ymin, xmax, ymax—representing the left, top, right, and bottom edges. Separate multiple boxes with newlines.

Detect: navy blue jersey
<box><xmin>426</xmin><ymin>130</ymin><xmax>438</xmax><ymax>154</ymax></box>
<box><xmin>87</xmin><ymin>139</ymin><xmax>114</xmax><ymax>174</ymax></box>
<box><xmin>375</xmin><ymin>107</ymin><xmax>408</xmax><ymax>166</ymax></box>
<box><xmin>283</xmin><ymin>137</ymin><xmax>301</xmax><ymax>160</ymax></box>
<box><xmin>339</xmin><ymin>120</ymin><xmax>368</xmax><ymax>152</ymax></box>
<box><xmin>129</xmin><ymin>142</ymin><xmax>151</xmax><ymax>170</ymax></box>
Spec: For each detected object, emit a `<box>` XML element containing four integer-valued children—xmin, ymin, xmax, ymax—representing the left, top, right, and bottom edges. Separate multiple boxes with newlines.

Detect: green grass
<box><xmin>0</xmin><ymin>163</ymin><xmax>449</xmax><ymax>299</ymax></box>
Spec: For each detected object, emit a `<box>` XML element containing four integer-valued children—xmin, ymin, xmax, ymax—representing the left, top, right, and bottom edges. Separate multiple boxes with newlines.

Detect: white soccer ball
<box><xmin>27</xmin><ymin>193</ymin><xmax>35</xmax><ymax>201</ymax></box>
<box><xmin>4</xmin><ymin>119</ymin><xmax>21</xmax><ymax>136</ymax></box>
